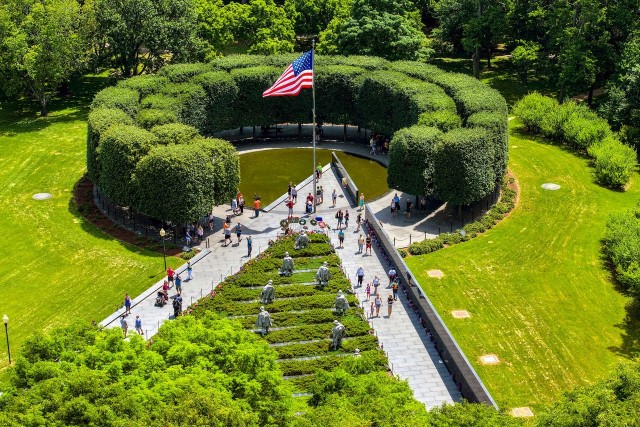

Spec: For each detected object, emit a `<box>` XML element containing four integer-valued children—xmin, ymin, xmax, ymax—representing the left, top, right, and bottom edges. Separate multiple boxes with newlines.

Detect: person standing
<box><xmin>390</xmin><ymin>198</ymin><xmax>396</xmax><ymax>217</ymax></box>
<box><xmin>357</xmin><ymin>234</ymin><xmax>365</xmax><ymax>254</ymax></box>
<box><xmin>365</xmin><ymin>234</ymin><xmax>372</xmax><ymax>256</ymax></box>
<box><xmin>185</xmin><ymin>228</ymin><xmax>192</xmax><ymax>246</ymax></box>
<box><xmin>124</xmin><ymin>294</ymin><xmax>132</xmax><ymax>315</ymax></box>
<box><xmin>388</xmin><ymin>268</ymin><xmax>397</xmax><ymax>287</ymax></box>
<box><xmin>291</xmin><ymin>186</ymin><xmax>298</xmax><ymax>203</ymax></box>
<box><xmin>387</xmin><ymin>294</ymin><xmax>394</xmax><ymax>317</ymax></box>
<box><xmin>359</xmin><ymin>194</ymin><xmax>365</xmax><ymax>211</ymax></box>
<box><xmin>235</xmin><ymin>222</ymin><xmax>243</xmax><ymax>244</ymax></box>
<box><xmin>356</xmin><ymin>213</ymin><xmax>362</xmax><ymax>232</ymax></box>
<box><xmin>208</xmin><ymin>213</ymin><xmax>214</xmax><ymax>231</ymax></box>
<box><xmin>247</xmin><ymin>235</ymin><xmax>253</xmax><ymax>258</ymax></box>
<box><xmin>356</xmin><ymin>266</ymin><xmax>365</xmax><ymax>287</ymax></box>
<box><xmin>135</xmin><ymin>316</ymin><xmax>143</xmax><ymax>336</ymax></box>
<box><xmin>120</xmin><ymin>315</ymin><xmax>128</xmax><ymax>338</ymax></box>
<box><xmin>186</xmin><ymin>261</ymin><xmax>193</xmax><ymax>281</ymax></box>
<box><xmin>238</xmin><ymin>195</ymin><xmax>245</xmax><ymax>215</ymax></box>
<box><xmin>316</xmin><ymin>163</ymin><xmax>323</xmax><ymax>180</ymax></box>
<box><xmin>288</xmin><ymin>182</ymin><xmax>292</xmax><ymax>197</ymax></box>
<box><xmin>392</xmin><ymin>281</ymin><xmax>399</xmax><ymax>300</ymax></box>
<box><xmin>373</xmin><ymin>275</ymin><xmax>380</xmax><ymax>295</ymax></box>
<box><xmin>336</xmin><ymin>209</ymin><xmax>344</xmax><ymax>229</ymax></box>
<box><xmin>319</xmin><ymin>186</ymin><xmax>324</xmax><ymax>204</ymax></box>
<box><xmin>167</xmin><ymin>267</ymin><xmax>175</xmax><ymax>286</ymax></box>
<box><xmin>253</xmin><ymin>197</ymin><xmax>261</xmax><ymax>217</ymax></box>
<box><xmin>197</xmin><ymin>224</ymin><xmax>204</xmax><ymax>243</ymax></box>
<box><xmin>332</xmin><ymin>189</ymin><xmax>337</xmax><ymax>207</ymax></box>
<box><xmin>394</xmin><ymin>193</ymin><xmax>401</xmax><ymax>213</ymax></box>
<box><xmin>223</xmin><ymin>222</ymin><xmax>231</xmax><ymax>246</ymax></box>
<box><xmin>175</xmin><ymin>273</ymin><xmax>182</xmax><ymax>295</ymax></box>
<box><xmin>344</xmin><ymin>210</ymin><xmax>350</xmax><ymax>228</ymax></box>
<box><xmin>369</xmin><ymin>136</ymin><xmax>376</xmax><ymax>155</ymax></box>
<box><xmin>370</xmin><ymin>301</ymin><xmax>375</xmax><ymax>319</ymax></box>
<box><xmin>405</xmin><ymin>199</ymin><xmax>412</xmax><ymax>218</ymax></box>
<box><xmin>365</xmin><ymin>283</ymin><xmax>371</xmax><ymax>300</ymax></box>
<box><xmin>338</xmin><ymin>229</ymin><xmax>345</xmax><ymax>248</ymax></box>
<box><xmin>286</xmin><ymin>199</ymin><xmax>294</xmax><ymax>219</ymax></box>
<box><xmin>374</xmin><ymin>295</ymin><xmax>382</xmax><ymax>317</ymax></box>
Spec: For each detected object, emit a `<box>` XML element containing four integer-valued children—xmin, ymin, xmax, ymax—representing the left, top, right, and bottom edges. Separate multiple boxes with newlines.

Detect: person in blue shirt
<box><xmin>175</xmin><ymin>273</ymin><xmax>182</xmax><ymax>295</ymax></box>
<box><xmin>135</xmin><ymin>316</ymin><xmax>143</xmax><ymax>336</ymax></box>
<box><xmin>338</xmin><ymin>229</ymin><xmax>345</xmax><ymax>248</ymax></box>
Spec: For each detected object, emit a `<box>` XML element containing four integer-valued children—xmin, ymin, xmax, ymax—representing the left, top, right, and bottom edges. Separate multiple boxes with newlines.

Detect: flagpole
<box><xmin>312</xmin><ymin>40</ymin><xmax>317</xmax><ymax>214</ymax></box>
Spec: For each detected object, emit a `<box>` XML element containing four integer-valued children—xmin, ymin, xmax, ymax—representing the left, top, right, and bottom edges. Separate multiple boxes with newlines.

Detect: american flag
<box><xmin>263</xmin><ymin>50</ymin><xmax>314</xmax><ymax>97</ymax></box>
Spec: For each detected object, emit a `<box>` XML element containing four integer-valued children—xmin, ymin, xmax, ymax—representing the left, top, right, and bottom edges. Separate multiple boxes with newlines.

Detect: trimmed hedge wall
<box><xmin>514</xmin><ymin>93</ymin><xmax>636</xmax><ymax>188</ymax></box>
<box><xmin>89</xmin><ymin>55</ymin><xmax>508</xmax><ymax>222</ymax></box>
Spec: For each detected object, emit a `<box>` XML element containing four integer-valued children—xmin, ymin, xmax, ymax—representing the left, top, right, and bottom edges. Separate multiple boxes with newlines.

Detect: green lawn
<box><xmin>406</xmin><ymin>121</ymin><xmax>640</xmax><ymax>412</ymax></box>
<box><xmin>238</xmin><ymin>148</ymin><xmax>388</xmax><ymax>205</ymax></box>
<box><xmin>0</xmin><ymin>76</ymin><xmax>179</xmax><ymax>375</ymax></box>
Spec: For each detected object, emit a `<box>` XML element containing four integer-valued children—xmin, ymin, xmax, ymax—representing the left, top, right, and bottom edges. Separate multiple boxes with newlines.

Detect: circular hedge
<box><xmin>88</xmin><ymin>54</ymin><xmax>508</xmax><ymax>223</ymax></box>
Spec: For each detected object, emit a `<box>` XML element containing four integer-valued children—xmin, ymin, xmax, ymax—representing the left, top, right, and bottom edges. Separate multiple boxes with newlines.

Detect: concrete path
<box><xmin>100</xmin><ymin>162</ymin><xmax>460</xmax><ymax>408</ymax></box>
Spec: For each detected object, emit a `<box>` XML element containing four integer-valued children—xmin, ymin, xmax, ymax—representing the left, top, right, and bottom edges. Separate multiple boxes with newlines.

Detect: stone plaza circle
<box><xmin>87</xmin><ymin>54</ymin><xmax>509</xmax><ymax>223</ymax></box>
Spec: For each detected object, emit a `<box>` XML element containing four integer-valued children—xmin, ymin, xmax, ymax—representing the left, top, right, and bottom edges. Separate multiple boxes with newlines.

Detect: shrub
<box><xmin>150</xmin><ymin>123</ymin><xmax>201</xmax><ymax>145</ymax></box>
<box><xmin>196</xmin><ymin>138</ymin><xmax>241</xmax><ymax>206</ymax></box>
<box><xmin>433</xmin><ymin>128</ymin><xmax>495</xmax><ymax>206</ymax></box>
<box><xmin>560</xmin><ymin>102</ymin><xmax>612</xmax><ymax>149</ymax></box>
<box><xmin>134</xmin><ymin>144</ymin><xmax>217</xmax><ymax>224</ymax></box>
<box><xmin>86</xmin><ymin>108</ymin><xmax>134</xmax><ymax>183</ymax></box>
<box><xmin>231</xmin><ymin>66</ymin><xmax>281</xmax><ymax>126</ymax></box>
<box><xmin>91</xmin><ymin>87</ymin><xmax>139</xmax><ymax>117</ymax></box>
<box><xmin>193</xmin><ymin>71</ymin><xmax>239</xmax><ymax>132</ymax></box>
<box><xmin>315</xmin><ymin>66</ymin><xmax>365</xmax><ymax>125</ymax></box>
<box><xmin>97</xmin><ymin>125</ymin><xmax>157</xmax><ymax>206</ymax></box>
<box><xmin>140</xmin><ymin>94</ymin><xmax>182</xmax><ymax>112</ymax></box>
<box><xmin>160</xmin><ymin>83</ymin><xmax>209</xmax><ymax>131</ymax></box>
<box><xmin>387</xmin><ymin>125</ymin><xmax>442</xmax><ymax>196</ymax></box>
<box><xmin>136</xmin><ymin>108</ymin><xmax>178</xmax><ymax>129</ymax></box>
<box><xmin>158</xmin><ymin>63</ymin><xmax>212</xmax><ymax>83</ymax></box>
<box><xmin>513</xmin><ymin>92</ymin><xmax>559</xmax><ymax>135</ymax></box>
<box><xmin>588</xmin><ymin>137</ymin><xmax>637</xmax><ymax>188</ymax></box>
<box><xmin>418</xmin><ymin>110</ymin><xmax>461</xmax><ymax>132</ymax></box>
<box><xmin>467</xmin><ymin>111</ymin><xmax>509</xmax><ymax>182</ymax></box>
<box><xmin>117</xmin><ymin>75</ymin><xmax>169</xmax><ymax>100</ymax></box>
<box><xmin>604</xmin><ymin>207</ymin><xmax>640</xmax><ymax>296</ymax></box>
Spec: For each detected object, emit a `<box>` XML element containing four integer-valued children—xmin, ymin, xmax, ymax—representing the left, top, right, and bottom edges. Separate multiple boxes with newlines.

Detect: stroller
<box><xmin>155</xmin><ymin>291</ymin><xmax>167</xmax><ymax>307</ymax></box>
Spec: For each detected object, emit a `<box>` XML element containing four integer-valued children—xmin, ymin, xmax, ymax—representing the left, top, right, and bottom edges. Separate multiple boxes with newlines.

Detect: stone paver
<box><xmin>100</xmin><ymin>156</ymin><xmax>460</xmax><ymax>409</ymax></box>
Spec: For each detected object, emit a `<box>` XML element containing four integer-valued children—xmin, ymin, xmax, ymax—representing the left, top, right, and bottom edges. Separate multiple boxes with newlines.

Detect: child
<box><xmin>370</xmin><ymin>301</ymin><xmax>375</xmax><ymax>319</ymax></box>
<box><xmin>366</xmin><ymin>283</ymin><xmax>371</xmax><ymax>300</ymax></box>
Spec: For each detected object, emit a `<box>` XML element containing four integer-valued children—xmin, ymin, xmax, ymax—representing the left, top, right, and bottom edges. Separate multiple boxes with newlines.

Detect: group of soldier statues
<box><xmin>256</xmin><ymin>252</ymin><xmax>348</xmax><ymax>347</ymax></box>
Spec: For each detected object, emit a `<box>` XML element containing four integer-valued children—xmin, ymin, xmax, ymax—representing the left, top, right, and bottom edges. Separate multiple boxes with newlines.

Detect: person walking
<box><xmin>231</xmin><ymin>198</ymin><xmax>238</xmax><ymax>215</ymax></box>
<box><xmin>388</xmin><ymin>268</ymin><xmax>397</xmax><ymax>287</ymax></box>
<box><xmin>135</xmin><ymin>316</ymin><xmax>143</xmax><ymax>336</ymax></box>
<box><xmin>291</xmin><ymin>185</ymin><xmax>298</xmax><ymax>203</ymax></box>
<box><xmin>223</xmin><ymin>223</ymin><xmax>231</xmax><ymax>247</ymax></box>
<box><xmin>238</xmin><ymin>195</ymin><xmax>245</xmax><ymax>215</ymax></box>
<box><xmin>374</xmin><ymin>295</ymin><xmax>382</xmax><ymax>317</ymax></box>
<box><xmin>365</xmin><ymin>283</ymin><xmax>371</xmax><ymax>300</ymax></box>
<box><xmin>344</xmin><ymin>210</ymin><xmax>350</xmax><ymax>228</ymax></box>
<box><xmin>338</xmin><ymin>229</ymin><xmax>345</xmax><ymax>248</ymax></box>
<box><xmin>357</xmin><ymin>234</ymin><xmax>365</xmax><ymax>254</ymax></box>
<box><xmin>356</xmin><ymin>266</ymin><xmax>365</xmax><ymax>287</ymax></box>
<box><xmin>370</xmin><ymin>301</ymin><xmax>375</xmax><ymax>319</ymax></box>
<box><xmin>332</xmin><ymin>189</ymin><xmax>337</xmax><ymax>207</ymax></box>
<box><xmin>369</xmin><ymin>137</ymin><xmax>376</xmax><ymax>155</ymax></box>
<box><xmin>186</xmin><ymin>262</ymin><xmax>193</xmax><ymax>281</ymax></box>
<box><xmin>235</xmin><ymin>222</ymin><xmax>243</xmax><ymax>244</ymax></box>
<box><xmin>120</xmin><ymin>315</ymin><xmax>128</xmax><ymax>338</ymax></box>
<box><xmin>208</xmin><ymin>213</ymin><xmax>214</xmax><ymax>231</ymax></box>
<box><xmin>288</xmin><ymin>182</ymin><xmax>292</xmax><ymax>197</ymax></box>
<box><xmin>175</xmin><ymin>273</ymin><xmax>182</xmax><ymax>295</ymax></box>
<box><xmin>253</xmin><ymin>197</ymin><xmax>261</xmax><ymax>217</ymax></box>
<box><xmin>167</xmin><ymin>267</ymin><xmax>175</xmax><ymax>286</ymax></box>
<box><xmin>124</xmin><ymin>294</ymin><xmax>132</xmax><ymax>315</ymax></box>
<box><xmin>247</xmin><ymin>235</ymin><xmax>253</xmax><ymax>257</ymax></box>
<box><xmin>405</xmin><ymin>199</ymin><xmax>412</xmax><ymax>218</ymax></box>
<box><xmin>356</xmin><ymin>213</ymin><xmax>362</xmax><ymax>232</ymax></box>
<box><xmin>390</xmin><ymin>198</ymin><xmax>396</xmax><ymax>217</ymax></box>
<box><xmin>319</xmin><ymin>186</ymin><xmax>324</xmax><ymax>204</ymax></box>
<box><xmin>387</xmin><ymin>294</ymin><xmax>394</xmax><ymax>317</ymax></box>
<box><xmin>373</xmin><ymin>275</ymin><xmax>380</xmax><ymax>295</ymax></box>
<box><xmin>316</xmin><ymin>163</ymin><xmax>323</xmax><ymax>180</ymax></box>
<box><xmin>394</xmin><ymin>193</ymin><xmax>401</xmax><ymax>214</ymax></box>
<box><xmin>359</xmin><ymin>194</ymin><xmax>365</xmax><ymax>211</ymax></box>
<box><xmin>286</xmin><ymin>198</ymin><xmax>294</xmax><ymax>219</ymax></box>
<box><xmin>197</xmin><ymin>224</ymin><xmax>204</xmax><ymax>243</ymax></box>
<box><xmin>365</xmin><ymin>235</ymin><xmax>372</xmax><ymax>256</ymax></box>
<box><xmin>392</xmin><ymin>280</ymin><xmax>399</xmax><ymax>300</ymax></box>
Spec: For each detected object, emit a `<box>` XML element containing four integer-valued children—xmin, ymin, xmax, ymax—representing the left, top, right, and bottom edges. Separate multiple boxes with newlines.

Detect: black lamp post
<box><xmin>160</xmin><ymin>228</ymin><xmax>167</xmax><ymax>271</ymax></box>
<box><xmin>3</xmin><ymin>314</ymin><xmax>10</xmax><ymax>365</ymax></box>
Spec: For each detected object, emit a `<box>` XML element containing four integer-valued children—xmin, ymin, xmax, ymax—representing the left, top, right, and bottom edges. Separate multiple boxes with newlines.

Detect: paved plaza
<box><xmin>100</xmin><ymin>148</ymin><xmax>461</xmax><ymax>408</ymax></box>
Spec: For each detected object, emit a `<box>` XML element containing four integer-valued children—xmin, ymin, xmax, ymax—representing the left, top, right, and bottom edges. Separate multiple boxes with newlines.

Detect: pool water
<box><xmin>238</xmin><ymin>148</ymin><xmax>388</xmax><ymax>205</ymax></box>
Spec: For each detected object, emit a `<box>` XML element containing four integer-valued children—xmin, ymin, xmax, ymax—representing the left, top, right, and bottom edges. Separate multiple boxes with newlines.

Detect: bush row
<box><xmin>90</xmin><ymin>55</ymin><xmax>508</xmax><ymax>219</ymax></box>
<box><xmin>408</xmin><ymin>178</ymin><xmax>517</xmax><ymax>255</ymax></box>
<box><xmin>514</xmin><ymin>92</ymin><xmax>636</xmax><ymax>188</ymax></box>
<box><xmin>234</xmin><ymin>310</ymin><xmax>361</xmax><ymax>329</ymax></box>
<box><xmin>603</xmin><ymin>204</ymin><xmax>640</xmax><ymax>296</ymax></box>
<box><xmin>264</xmin><ymin>319</ymin><xmax>371</xmax><ymax>344</ymax></box>
<box><xmin>278</xmin><ymin>350</ymin><xmax>387</xmax><ymax>376</ymax></box>
<box><xmin>274</xmin><ymin>335</ymin><xmax>379</xmax><ymax>360</ymax></box>
<box><xmin>220</xmin><ymin>280</ymin><xmax>352</xmax><ymax>301</ymax></box>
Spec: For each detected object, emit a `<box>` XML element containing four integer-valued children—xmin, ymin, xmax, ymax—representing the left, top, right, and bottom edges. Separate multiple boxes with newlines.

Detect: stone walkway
<box><xmin>100</xmin><ymin>162</ymin><xmax>461</xmax><ymax>408</ymax></box>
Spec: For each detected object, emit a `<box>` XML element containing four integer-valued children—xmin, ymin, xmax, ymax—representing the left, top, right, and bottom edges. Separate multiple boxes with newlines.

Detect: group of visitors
<box><xmin>352</xmin><ymin>266</ymin><xmax>400</xmax><ymax>319</ymax></box>
<box><xmin>369</xmin><ymin>133</ymin><xmax>389</xmax><ymax>155</ymax></box>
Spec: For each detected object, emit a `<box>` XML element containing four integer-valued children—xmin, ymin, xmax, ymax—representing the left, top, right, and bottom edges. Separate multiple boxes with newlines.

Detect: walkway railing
<box><xmin>364</xmin><ymin>205</ymin><xmax>497</xmax><ymax>408</ymax></box>
<box><xmin>331</xmin><ymin>152</ymin><xmax>359</xmax><ymax>204</ymax></box>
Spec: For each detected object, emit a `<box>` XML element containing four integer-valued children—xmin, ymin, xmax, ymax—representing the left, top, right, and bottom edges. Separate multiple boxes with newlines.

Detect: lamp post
<box><xmin>159</xmin><ymin>228</ymin><xmax>167</xmax><ymax>271</ymax></box>
<box><xmin>3</xmin><ymin>315</ymin><xmax>10</xmax><ymax>365</ymax></box>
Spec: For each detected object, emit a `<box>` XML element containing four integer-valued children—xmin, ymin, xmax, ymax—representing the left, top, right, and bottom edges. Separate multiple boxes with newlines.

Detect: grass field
<box><xmin>406</xmin><ymin>121</ymin><xmax>640</xmax><ymax>411</ymax></box>
<box><xmin>0</xmin><ymin>76</ymin><xmax>179</xmax><ymax>375</ymax></box>
<box><xmin>238</xmin><ymin>148</ymin><xmax>388</xmax><ymax>204</ymax></box>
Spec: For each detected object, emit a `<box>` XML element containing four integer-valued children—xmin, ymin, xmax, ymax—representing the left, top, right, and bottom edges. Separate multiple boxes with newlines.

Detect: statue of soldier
<box><xmin>261</xmin><ymin>280</ymin><xmax>275</xmax><ymax>304</ymax></box>
<box><xmin>316</xmin><ymin>261</ymin><xmax>331</xmax><ymax>287</ymax></box>
<box><xmin>334</xmin><ymin>290</ymin><xmax>349</xmax><ymax>315</ymax></box>
<box><xmin>331</xmin><ymin>320</ymin><xmax>346</xmax><ymax>350</ymax></box>
<box><xmin>294</xmin><ymin>231</ymin><xmax>310</xmax><ymax>249</ymax></box>
<box><xmin>256</xmin><ymin>306</ymin><xmax>272</xmax><ymax>336</ymax></box>
<box><xmin>280</xmin><ymin>251</ymin><xmax>295</xmax><ymax>276</ymax></box>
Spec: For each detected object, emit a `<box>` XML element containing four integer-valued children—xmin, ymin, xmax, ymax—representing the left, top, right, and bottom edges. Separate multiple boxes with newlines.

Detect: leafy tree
<box><xmin>318</xmin><ymin>0</ymin><xmax>432</xmax><ymax>61</ymax></box>
<box><xmin>511</xmin><ymin>41</ymin><xmax>540</xmax><ymax>84</ymax></box>
<box><xmin>194</xmin><ymin>0</ymin><xmax>234</xmax><ymax>59</ymax></box>
<box><xmin>292</xmin><ymin>0</ymin><xmax>349</xmax><ymax>36</ymax></box>
<box><xmin>229</xmin><ymin>0</ymin><xmax>296</xmax><ymax>55</ymax></box>
<box><xmin>0</xmin><ymin>0</ymin><xmax>87</xmax><ymax>116</ymax></box>
<box><xmin>94</xmin><ymin>0</ymin><xmax>200</xmax><ymax>77</ymax></box>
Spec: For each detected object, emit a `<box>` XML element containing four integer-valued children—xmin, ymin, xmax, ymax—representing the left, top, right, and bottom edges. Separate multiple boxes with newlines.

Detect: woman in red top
<box><xmin>167</xmin><ymin>267</ymin><xmax>174</xmax><ymax>285</ymax></box>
